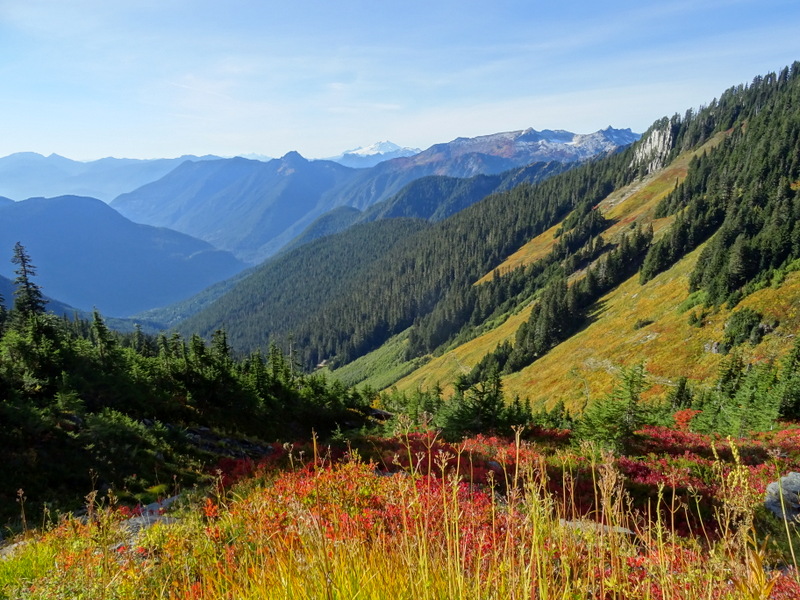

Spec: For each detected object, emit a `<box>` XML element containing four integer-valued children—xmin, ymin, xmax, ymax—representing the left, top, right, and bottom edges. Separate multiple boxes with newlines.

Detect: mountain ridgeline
<box><xmin>0</xmin><ymin>196</ymin><xmax>246</xmax><ymax>316</ymax></box>
<box><xmin>180</xmin><ymin>149</ymin><xmax>638</xmax><ymax>367</ymax></box>
<box><xmin>111</xmin><ymin>128</ymin><xmax>637</xmax><ymax>263</ymax></box>
<box><xmin>0</xmin><ymin>152</ymin><xmax>220</xmax><ymax>202</ymax></box>
<box><xmin>283</xmin><ymin>161</ymin><xmax>572</xmax><ymax>252</ymax></box>
<box><xmin>112</xmin><ymin>154</ymin><xmax>357</xmax><ymax>263</ymax></box>
<box><xmin>178</xmin><ymin>63</ymin><xmax>800</xmax><ymax>385</ymax></box>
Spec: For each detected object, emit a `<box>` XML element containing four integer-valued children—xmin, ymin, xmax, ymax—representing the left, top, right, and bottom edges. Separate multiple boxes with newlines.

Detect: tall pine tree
<box><xmin>11</xmin><ymin>242</ymin><xmax>47</xmax><ymax>318</ymax></box>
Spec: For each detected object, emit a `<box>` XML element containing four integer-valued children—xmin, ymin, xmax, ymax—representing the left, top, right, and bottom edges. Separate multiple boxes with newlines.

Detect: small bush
<box><xmin>721</xmin><ymin>307</ymin><xmax>770</xmax><ymax>352</ymax></box>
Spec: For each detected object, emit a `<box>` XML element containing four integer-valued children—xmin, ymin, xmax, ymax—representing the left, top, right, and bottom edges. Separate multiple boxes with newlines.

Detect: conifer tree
<box><xmin>11</xmin><ymin>242</ymin><xmax>46</xmax><ymax>318</ymax></box>
<box><xmin>575</xmin><ymin>363</ymin><xmax>649</xmax><ymax>452</ymax></box>
<box><xmin>90</xmin><ymin>310</ymin><xmax>117</xmax><ymax>365</ymax></box>
<box><xmin>778</xmin><ymin>338</ymin><xmax>800</xmax><ymax>419</ymax></box>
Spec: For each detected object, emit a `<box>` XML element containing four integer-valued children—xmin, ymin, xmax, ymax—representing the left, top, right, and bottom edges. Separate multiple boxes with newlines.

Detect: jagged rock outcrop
<box><xmin>631</xmin><ymin>124</ymin><xmax>674</xmax><ymax>175</ymax></box>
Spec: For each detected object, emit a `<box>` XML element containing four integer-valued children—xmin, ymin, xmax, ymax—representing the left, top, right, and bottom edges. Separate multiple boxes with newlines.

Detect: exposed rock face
<box><xmin>632</xmin><ymin>125</ymin><xmax>674</xmax><ymax>175</ymax></box>
<box><xmin>764</xmin><ymin>472</ymin><xmax>800</xmax><ymax>522</ymax></box>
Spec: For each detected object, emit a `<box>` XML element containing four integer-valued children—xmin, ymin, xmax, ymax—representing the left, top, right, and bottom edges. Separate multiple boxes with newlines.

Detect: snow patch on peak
<box><xmin>346</xmin><ymin>141</ymin><xmax>398</xmax><ymax>156</ymax></box>
<box><xmin>326</xmin><ymin>141</ymin><xmax>422</xmax><ymax>168</ymax></box>
<box><xmin>342</xmin><ymin>141</ymin><xmax>421</xmax><ymax>157</ymax></box>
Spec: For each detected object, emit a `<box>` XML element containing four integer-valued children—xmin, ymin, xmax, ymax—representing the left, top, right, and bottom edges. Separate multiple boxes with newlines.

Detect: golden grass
<box><xmin>3</xmin><ymin>438</ymin><xmax>797</xmax><ymax>599</ymax></box>
<box><xmin>475</xmin><ymin>133</ymin><xmax>727</xmax><ymax>285</ymax></box>
<box><xmin>474</xmin><ymin>223</ymin><xmax>562</xmax><ymax>284</ymax></box>
<box><xmin>394</xmin><ymin>305</ymin><xmax>534</xmax><ymax>397</ymax></box>
<box><xmin>503</xmin><ymin>247</ymin><xmax>713</xmax><ymax>409</ymax></box>
<box><xmin>400</xmin><ymin>241</ymin><xmax>800</xmax><ymax>411</ymax></box>
<box><xmin>504</xmin><ymin>260</ymin><xmax>800</xmax><ymax>411</ymax></box>
<box><xmin>393</xmin><ymin>131</ymin><xmax>800</xmax><ymax>408</ymax></box>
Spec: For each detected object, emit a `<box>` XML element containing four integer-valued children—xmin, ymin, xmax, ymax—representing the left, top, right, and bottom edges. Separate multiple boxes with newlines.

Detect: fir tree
<box><xmin>11</xmin><ymin>242</ymin><xmax>47</xmax><ymax>318</ymax></box>
<box><xmin>575</xmin><ymin>363</ymin><xmax>649</xmax><ymax>452</ymax></box>
<box><xmin>778</xmin><ymin>337</ymin><xmax>800</xmax><ymax>419</ymax></box>
<box><xmin>90</xmin><ymin>310</ymin><xmax>117</xmax><ymax>365</ymax></box>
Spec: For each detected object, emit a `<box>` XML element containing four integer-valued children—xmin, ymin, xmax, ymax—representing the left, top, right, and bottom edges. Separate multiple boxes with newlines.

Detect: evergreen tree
<box><xmin>667</xmin><ymin>376</ymin><xmax>693</xmax><ymax>409</ymax></box>
<box><xmin>11</xmin><ymin>242</ymin><xmax>47</xmax><ymax>318</ymax></box>
<box><xmin>436</xmin><ymin>367</ymin><xmax>529</xmax><ymax>439</ymax></box>
<box><xmin>532</xmin><ymin>398</ymin><xmax>574</xmax><ymax>429</ymax></box>
<box><xmin>575</xmin><ymin>363</ymin><xmax>650</xmax><ymax>452</ymax></box>
<box><xmin>774</xmin><ymin>337</ymin><xmax>800</xmax><ymax>420</ymax></box>
<box><xmin>689</xmin><ymin>351</ymin><xmax>787</xmax><ymax>436</ymax></box>
<box><xmin>90</xmin><ymin>310</ymin><xmax>117</xmax><ymax>365</ymax></box>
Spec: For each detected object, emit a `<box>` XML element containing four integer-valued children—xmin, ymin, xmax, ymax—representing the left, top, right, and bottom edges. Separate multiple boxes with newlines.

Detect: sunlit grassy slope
<box><xmin>324</xmin><ymin>330</ymin><xmax>425</xmax><ymax>389</ymax></box>
<box><xmin>394</xmin><ymin>242</ymin><xmax>800</xmax><ymax>409</ymax></box>
<box><xmin>474</xmin><ymin>133</ymin><xmax>726</xmax><ymax>285</ymax></box>
<box><xmin>334</xmin><ymin>145</ymin><xmax>704</xmax><ymax>392</ymax></box>
<box><xmin>380</xmin><ymin>132</ymin><xmax>800</xmax><ymax>407</ymax></box>
<box><xmin>390</xmin><ymin>141</ymin><xmax>711</xmax><ymax>397</ymax></box>
<box><xmin>503</xmin><ymin>256</ymin><xmax>800</xmax><ymax>411</ymax></box>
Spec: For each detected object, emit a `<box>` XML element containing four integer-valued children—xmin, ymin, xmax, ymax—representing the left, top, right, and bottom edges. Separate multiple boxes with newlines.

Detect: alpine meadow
<box><xmin>2</xmin><ymin>54</ymin><xmax>800</xmax><ymax>598</ymax></box>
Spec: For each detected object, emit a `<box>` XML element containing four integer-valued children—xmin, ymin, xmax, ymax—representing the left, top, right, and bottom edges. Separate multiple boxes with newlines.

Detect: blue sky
<box><xmin>1</xmin><ymin>0</ymin><xmax>799</xmax><ymax>160</ymax></box>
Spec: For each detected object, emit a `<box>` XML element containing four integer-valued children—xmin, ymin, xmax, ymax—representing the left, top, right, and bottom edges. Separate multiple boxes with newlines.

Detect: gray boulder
<box><xmin>764</xmin><ymin>472</ymin><xmax>800</xmax><ymax>522</ymax></box>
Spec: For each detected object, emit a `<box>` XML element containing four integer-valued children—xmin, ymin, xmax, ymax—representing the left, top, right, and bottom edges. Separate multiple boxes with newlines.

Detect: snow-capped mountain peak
<box><xmin>344</xmin><ymin>141</ymin><xmax>407</xmax><ymax>157</ymax></box>
<box><xmin>326</xmin><ymin>141</ymin><xmax>422</xmax><ymax>168</ymax></box>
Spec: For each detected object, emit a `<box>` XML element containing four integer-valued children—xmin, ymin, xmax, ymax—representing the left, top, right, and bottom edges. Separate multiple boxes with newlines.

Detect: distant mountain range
<box><xmin>0</xmin><ymin>126</ymin><xmax>638</xmax><ymax>319</ymax></box>
<box><xmin>112</xmin><ymin>127</ymin><xmax>638</xmax><ymax>263</ymax></box>
<box><xmin>0</xmin><ymin>152</ymin><xmax>220</xmax><ymax>202</ymax></box>
<box><xmin>283</xmin><ymin>161</ymin><xmax>572</xmax><ymax>252</ymax></box>
<box><xmin>402</xmin><ymin>127</ymin><xmax>640</xmax><ymax>172</ymax></box>
<box><xmin>0</xmin><ymin>142</ymin><xmax>411</xmax><ymax>204</ymax></box>
<box><xmin>0</xmin><ymin>196</ymin><xmax>246</xmax><ymax>317</ymax></box>
<box><xmin>112</xmin><ymin>153</ymin><xmax>358</xmax><ymax>264</ymax></box>
<box><xmin>325</xmin><ymin>141</ymin><xmax>422</xmax><ymax>168</ymax></box>
<box><xmin>164</xmin><ymin>63</ymin><xmax>800</xmax><ymax>412</ymax></box>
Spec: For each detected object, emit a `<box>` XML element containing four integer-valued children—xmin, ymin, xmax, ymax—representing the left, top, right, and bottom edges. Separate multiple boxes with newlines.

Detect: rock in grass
<box><xmin>764</xmin><ymin>472</ymin><xmax>800</xmax><ymax>522</ymax></box>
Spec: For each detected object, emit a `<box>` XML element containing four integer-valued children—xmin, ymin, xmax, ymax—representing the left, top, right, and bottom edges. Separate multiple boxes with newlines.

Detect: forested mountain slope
<box><xmin>370</xmin><ymin>64</ymin><xmax>800</xmax><ymax>403</ymax></box>
<box><xmin>330</xmin><ymin>137</ymin><xmax>724</xmax><ymax>391</ymax></box>
<box><xmin>161</xmin><ymin>153</ymin><xmax>551</xmax><ymax>322</ymax></box>
<box><xmin>358</xmin><ymin>161</ymin><xmax>572</xmax><ymax>223</ymax></box>
<box><xmin>179</xmin><ymin>151</ymin><xmax>637</xmax><ymax>366</ymax></box>
<box><xmin>112</xmin><ymin>129</ymin><xmax>634</xmax><ymax>263</ymax></box>
<box><xmin>125</xmin><ymin>142</ymin><xmax>607</xmax><ymax>328</ymax></box>
<box><xmin>284</xmin><ymin>161</ymin><xmax>572</xmax><ymax>252</ymax></box>
<box><xmin>112</xmin><ymin>154</ymin><xmax>357</xmax><ymax>263</ymax></box>
<box><xmin>278</xmin><ymin>207</ymin><xmax>365</xmax><ymax>255</ymax></box>
<box><xmin>175</xmin><ymin>218</ymin><xmax>433</xmax><ymax>353</ymax></box>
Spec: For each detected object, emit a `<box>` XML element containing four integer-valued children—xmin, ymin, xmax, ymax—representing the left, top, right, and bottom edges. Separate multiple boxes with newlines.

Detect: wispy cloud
<box><xmin>1</xmin><ymin>0</ymin><xmax>799</xmax><ymax>159</ymax></box>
